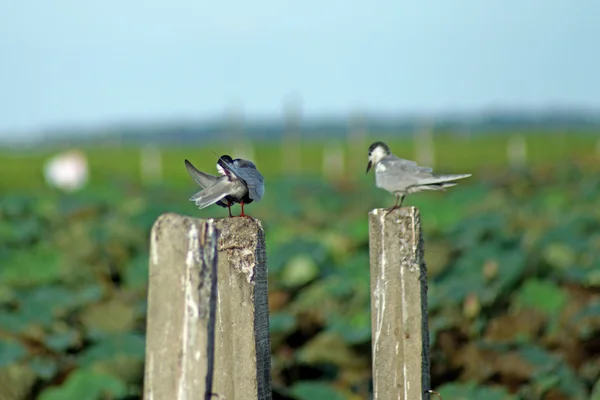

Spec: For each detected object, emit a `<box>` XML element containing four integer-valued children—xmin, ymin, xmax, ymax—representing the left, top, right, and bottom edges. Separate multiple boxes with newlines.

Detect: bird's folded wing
<box><xmin>232</xmin><ymin>167</ymin><xmax>264</xmax><ymax>201</ymax></box>
<box><xmin>185</xmin><ymin>159</ymin><xmax>218</xmax><ymax>188</ymax></box>
<box><xmin>218</xmin><ymin>158</ymin><xmax>265</xmax><ymax>201</ymax></box>
<box><xmin>387</xmin><ymin>156</ymin><xmax>433</xmax><ymax>173</ymax></box>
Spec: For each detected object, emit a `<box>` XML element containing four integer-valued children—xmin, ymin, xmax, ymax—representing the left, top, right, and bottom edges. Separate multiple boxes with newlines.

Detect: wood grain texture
<box><xmin>369</xmin><ymin>207</ymin><xmax>431</xmax><ymax>400</ymax></box>
<box><xmin>144</xmin><ymin>213</ymin><xmax>271</xmax><ymax>400</ymax></box>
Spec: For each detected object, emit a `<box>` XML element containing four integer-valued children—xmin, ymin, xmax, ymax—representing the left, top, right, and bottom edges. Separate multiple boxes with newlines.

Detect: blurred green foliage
<box><xmin>0</xmin><ymin>135</ymin><xmax>599</xmax><ymax>400</ymax></box>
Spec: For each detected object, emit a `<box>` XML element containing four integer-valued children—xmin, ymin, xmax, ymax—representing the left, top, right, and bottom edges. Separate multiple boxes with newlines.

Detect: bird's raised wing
<box><xmin>185</xmin><ymin>159</ymin><xmax>218</xmax><ymax>188</ymax></box>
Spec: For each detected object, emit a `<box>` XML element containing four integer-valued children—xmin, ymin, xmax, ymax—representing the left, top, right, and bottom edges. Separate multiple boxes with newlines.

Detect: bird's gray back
<box><xmin>375</xmin><ymin>155</ymin><xmax>434</xmax><ymax>192</ymax></box>
<box><xmin>230</xmin><ymin>161</ymin><xmax>265</xmax><ymax>201</ymax></box>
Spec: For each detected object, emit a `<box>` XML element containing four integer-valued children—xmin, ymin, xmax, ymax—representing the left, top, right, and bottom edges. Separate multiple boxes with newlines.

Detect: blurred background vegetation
<box><xmin>3</xmin><ymin>1</ymin><xmax>600</xmax><ymax>398</ymax></box>
<box><xmin>1</xmin><ymin>118</ymin><xmax>599</xmax><ymax>399</ymax></box>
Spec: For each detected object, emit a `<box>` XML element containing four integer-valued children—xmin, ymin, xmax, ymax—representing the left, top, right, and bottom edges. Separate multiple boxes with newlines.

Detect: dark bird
<box><xmin>184</xmin><ymin>155</ymin><xmax>264</xmax><ymax>217</ymax></box>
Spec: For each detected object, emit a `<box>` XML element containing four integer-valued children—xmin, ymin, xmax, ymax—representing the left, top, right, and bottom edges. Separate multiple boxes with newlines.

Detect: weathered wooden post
<box><xmin>368</xmin><ymin>207</ymin><xmax>431</xmax><ymax>400</ymax></box>
<box><xmin>144</xmin><ymin>213</ymin><xmax>272</xmax><ymax>400</ymax></box>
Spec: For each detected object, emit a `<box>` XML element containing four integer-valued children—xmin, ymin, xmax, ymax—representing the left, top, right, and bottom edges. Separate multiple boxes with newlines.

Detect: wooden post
<box><xmin>368</xmin><ymin>207</ymin><xmax>431</xmax><ymax>400</ymax></box>
<box><xmin>144</xmin><ymin>213</ymin><xmax>272</xmax><ymax>400</ymax></box>
<box><xmin>211</xmin><ymin>217</ymin><xmax>271</xmax><ymax>400</ymax></box>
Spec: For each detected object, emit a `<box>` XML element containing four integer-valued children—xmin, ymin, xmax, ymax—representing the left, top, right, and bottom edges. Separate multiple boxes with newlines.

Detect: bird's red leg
<box><xmin>384</xmin><ymin>194</ymin><xmax>402</xmax><ymax>217</ymax></box>
<box><xmin>239</xmin><ymin>202</ymin><xmax>245</xmax><ymax>217</ymax></box>
<box><xmin>227</xmin><ymin>201</ymin><xmax>233</xmax><ymax>218</ymax></box>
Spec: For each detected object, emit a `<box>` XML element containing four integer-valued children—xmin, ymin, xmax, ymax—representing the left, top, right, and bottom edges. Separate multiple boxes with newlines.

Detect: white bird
<box><xmin>366</xmin><ymin>141</ymin><xmax>471</xmax><ymax>214</ymax></box>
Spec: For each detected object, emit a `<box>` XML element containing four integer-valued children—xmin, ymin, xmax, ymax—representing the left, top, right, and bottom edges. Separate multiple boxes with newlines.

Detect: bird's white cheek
<box><xmin>371</xmin><ymin>147</ymin><xmax>387</xmax><ymax>164</ymax></box>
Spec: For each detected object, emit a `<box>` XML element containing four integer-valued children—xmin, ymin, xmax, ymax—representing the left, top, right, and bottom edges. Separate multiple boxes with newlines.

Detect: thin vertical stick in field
<box><xmin>369</xmin><ymin>207</ymin><xmax>431</xmax><ymax>400</ymax></box>
<box><xmin>282</xmin><ymin>97</ymin><xmax>302</xmax><ymax>175</ymax></box>
<box><xmin>349</xmin><ymin>111</ymin><xmax>367</xmax><ymax>174</ymax></box>
<box><xmin>414</xmin><ymin>120</ymin><xmax>435</xmax><ymax>168</ymax></box>
<box><xmin>144</xmin><ymin>213</ymin><xmax>272</xmax><ymax>400</ymax></box>
<box><xmin>227</xmin><ymin>103</ymin><xmax>256</xmax><ymax>162</ymax></box>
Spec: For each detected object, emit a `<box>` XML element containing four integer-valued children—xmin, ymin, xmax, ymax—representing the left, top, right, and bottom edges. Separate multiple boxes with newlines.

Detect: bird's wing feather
<box><xmin>376</xmin><ymin>156</ymin><xmax>445</xmax><ymax>192</ymax></box>
<box><xmin>218</xmin><ymin>158</ymin><xmax>265</xmax><ymax>201</ymax></box>
<box><xmin>185</xmin><ymin>159</ymin><xmax>218</xmax><ymax>188</ymax></box>
<box><xmin>377</xmin><ymin>157</ymin><xmax>434</xmax><ymax>185</ymax></box>
<box><xmin>386</xmin><ymin>156</ymin><xmax>434</xmax><ymax>173</ymax></box>
<box><xmin>378</xmin><ymin>155</ymin><xmax>471</xmax><ymax>190</ymax></box>
<box><xmin>233</xmin><ymin>168</ymin><xmax>264</xmax><ymax>201</ymax></box>
<box><xmin>191</xmin><ymin>177</ymin><xmax>236</xmax><ymax>208</ymax></box>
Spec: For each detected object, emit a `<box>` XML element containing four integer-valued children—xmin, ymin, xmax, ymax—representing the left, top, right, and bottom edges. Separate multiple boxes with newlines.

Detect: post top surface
<box><xmin>369</xmin><ymin>206</ymin><xmax>419</xmax><ymax>219</ymax></box>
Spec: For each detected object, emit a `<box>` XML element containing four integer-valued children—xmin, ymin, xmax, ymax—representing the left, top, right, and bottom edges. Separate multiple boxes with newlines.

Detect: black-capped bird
<box><xmin>366</xmin><ymin>141</ymin><xmax>471</xmax><ymax>214</ymax></box>
<box><xmin>184</xmin><ymin>155</ymin><xmax>264</xmax><ymax>217</ymax></box>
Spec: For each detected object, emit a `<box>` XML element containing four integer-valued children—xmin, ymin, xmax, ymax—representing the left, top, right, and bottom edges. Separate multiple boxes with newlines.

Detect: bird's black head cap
<box><xmin>368</xmin><ymin>141</ymin><xmax>390</xmax><ymax>155</ymax></box>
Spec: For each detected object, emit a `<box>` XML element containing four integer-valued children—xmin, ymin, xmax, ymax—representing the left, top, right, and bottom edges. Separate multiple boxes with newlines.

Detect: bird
<box><xmin>184</xmin><ymin>155</ymin><xmax>264</xmax><ymax>218</ymax></box>
<box><xmin>366</xmin><ymin>141</ymin><xmax>471</xmax><ymax>215</ymax></box>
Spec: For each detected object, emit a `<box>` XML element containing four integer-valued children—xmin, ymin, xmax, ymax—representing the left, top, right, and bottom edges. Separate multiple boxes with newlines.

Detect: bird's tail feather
<box><xmin>434</xmin><ymin>173</ymin><xmax>471</xmax><ymax>182</ymax></box>
<box><xmin>418</xmin><ymin>173</ymin><xmax>471</xmax><ymax>185</ymax></box>
<box><xmin>412</xmin><ymin>182</ymin><xmax>457</xmax><ymax>192</ymax></box>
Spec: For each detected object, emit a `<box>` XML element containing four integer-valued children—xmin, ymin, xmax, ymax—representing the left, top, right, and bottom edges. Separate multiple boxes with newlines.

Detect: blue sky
<box><xmin>1</xmin><ymin>0</ymin><xmax>599</xmax><ymax>136</ymax></box>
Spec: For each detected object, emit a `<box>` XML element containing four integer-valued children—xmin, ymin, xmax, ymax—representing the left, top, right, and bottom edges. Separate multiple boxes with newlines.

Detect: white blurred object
<box><xmin>140</xmin><ymin>144</ymin><xmax>163</xmax><ymax>185</ymax></box>
<box><xmin>506</xmin><ymin>134</ymin><xmax>528</xmax><ymax>168</ymax></box>
<box><xmin>322</xmin><ymin>142</ymin><xmax>345</xmax><ymax>180</ymax></box>
<box><xmin>44</xmin><ymin>150</ymin><xmax>89</xmax><ymax>192</ymax></box>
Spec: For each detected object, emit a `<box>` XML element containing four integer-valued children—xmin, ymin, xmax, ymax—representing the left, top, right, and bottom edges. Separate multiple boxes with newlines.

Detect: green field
<box><xmin>1</xmin><ymin>131</ymin><xmax>597</xmax><ymax>190</ymax></box>
<box><xmin>1</xmin><ymin>131</ymin><xmax>599</xmax><ymax>400</ymax></box>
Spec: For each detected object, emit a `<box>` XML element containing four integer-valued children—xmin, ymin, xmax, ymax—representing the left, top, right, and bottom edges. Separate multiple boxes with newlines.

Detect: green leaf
<box><xmin>290</xmin><ymin>381</ymin><xmax>347</xmax><ymax>400</ymax></box>
<box><xmin>38</xmin><ymin>369</ymin><xmax>127</xmax><ymax>400</ymax></box>
<box><xmin>268</xmin><ymin>239</ymin><xmax>328</xmax><ymax>276</ymax></box>
<box><xmin>280</xmin><ymin>254</ymin><xmax>320</xmax><ymax>288</ymax></box>
<box><xmin>81</xmin><ymin>299</ymin><xmax>138</xmax><ymax>334</ymax></box>
<box><xmin>571</xmin><ymin>300</ymin><xmax>600</xmax><ymax>339</ymax></box>
<box><xmin>431</xmin><ymin>242</ymin><xmax>525</xmax><ymax>309</ymax></box>
<box><xmin>30</xmin><ymin>356</ymin><xmax>58</xmax><ymax>379</ymax></box>
<box><xmin>14</xmin><ymin>286</ymin><xmax>75</xmax><ymax>327</ymax></box>
<box><xmin>437</xmin><ymin>381</ymin><xmax>517</xmax><ymax>400</ymax></box>
<box><xmin>79</xmin><ymin>333</ymin><xmax>145</xmax><ymax>367</ymax></box>
<box><xmin>328</xmin><ymin>308</ymin><xmax>371</xmax><ymax>344</ymax></box>
<box><xmin>591</xmin><ymin>379</ymin><xmax>600</xmax><ymax>400</ymax></box>
<box><xmin>542</xmin><ymin>243</ymin><xmax>577</xmax><ymax>270</ymax></box>
<box><xmin>269</xmin><ymin>312</ymin><xmax>296</xmax><ymax>334</ymax></box>
<box><xmin>124</xmin><ymin>254</ymin><xmax>149</xmax><ymax>289</ymax></box>
<box><xmin>0</xmin><ymin>340</ymin><xmax>27</xmax><ymax>367</ymax></box>
<box><xmin>517</xmin><ymin>345</ymin><xmax>588</xmax><ymax>398</ymax></box>
<box><xmin>514</xmin><ymin>279</ymin><xmax>567</xmax><ymax>315</ymax></box>
<box><xmin>0</xmin><ymin>313</ymin><xmax>29</xmax><ymax>334</ymax></box>
<box><xmin>46</xmin><ymin>330</ymin><xmax>79</xmax><ymax>352</ymax></box>
<box><xmin>0</xmin><ymin>245</ymin><xmax>62</xmax><ymax>287</ymax></box>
